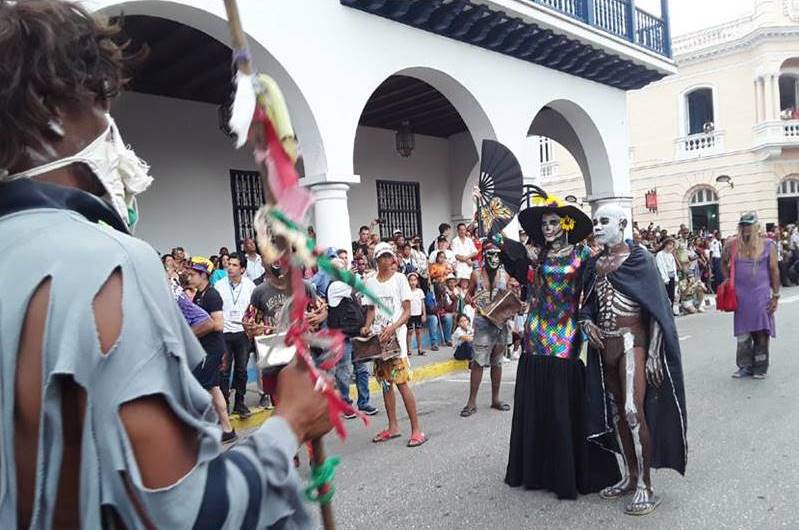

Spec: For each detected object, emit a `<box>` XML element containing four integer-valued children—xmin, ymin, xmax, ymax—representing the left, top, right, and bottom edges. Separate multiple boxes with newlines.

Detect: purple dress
<box><xmin>734</xmin><ymin>240</ymin><xmax>775</xmax><ymax>337</ymax></box>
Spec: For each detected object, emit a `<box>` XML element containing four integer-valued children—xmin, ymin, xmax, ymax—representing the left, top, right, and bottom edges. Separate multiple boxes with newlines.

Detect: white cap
<box><xmin>374</xmin><ymin>242</ymin><xmax>395</xmax><ymax>258</ymax></box>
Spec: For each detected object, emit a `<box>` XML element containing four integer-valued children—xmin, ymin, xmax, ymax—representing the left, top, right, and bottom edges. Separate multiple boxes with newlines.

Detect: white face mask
<box><xmin>4</xmin><ymin>115</ymin><xmax>153</xmax><ymax>230</ymax></box>
<box><xmin>592</xmin><ymin>204</ymin><xmax>627</xmax><ymax>247</ymax></box>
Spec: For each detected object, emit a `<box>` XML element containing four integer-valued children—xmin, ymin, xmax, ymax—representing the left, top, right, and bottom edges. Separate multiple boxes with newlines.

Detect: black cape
<box><xmin>581</xmin><ymin>242</ymin><xmax>688</xmax><ymax>475</ymax></box>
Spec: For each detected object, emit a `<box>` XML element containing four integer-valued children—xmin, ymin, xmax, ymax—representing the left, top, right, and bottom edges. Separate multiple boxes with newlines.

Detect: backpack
<box><xmin>424</xmin><ymin>290</ymin><xmax>438</xmax><ymax>313</ymax></box>
<box><xmin>325</xmin><ymin>281</ymin><xmax>366</xmax><ymax>338</ymax></box>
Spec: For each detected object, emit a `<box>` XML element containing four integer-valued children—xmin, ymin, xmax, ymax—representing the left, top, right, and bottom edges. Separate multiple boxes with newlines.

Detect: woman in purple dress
<box><xmin>722</xmin><ymin>212</ymin><xmax>781</xmax><ymax>379</ymax></box>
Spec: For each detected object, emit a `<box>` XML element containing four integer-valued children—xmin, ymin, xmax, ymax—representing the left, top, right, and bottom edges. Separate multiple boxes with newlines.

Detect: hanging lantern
<box><xmin>395</xmin><ymin>120</ymin><xmax>415</xmax><ymax>158</ymax></box>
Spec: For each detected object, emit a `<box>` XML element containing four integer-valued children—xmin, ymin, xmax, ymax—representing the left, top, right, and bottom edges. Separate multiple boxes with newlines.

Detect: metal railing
<box><xmin>529</xmin><ymin>0</ymin><xmax>672</xmax><ymax>57</ymax></box>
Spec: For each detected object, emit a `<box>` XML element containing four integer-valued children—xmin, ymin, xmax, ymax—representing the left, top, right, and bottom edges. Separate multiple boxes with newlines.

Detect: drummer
<box><xmin>459</xmin><ymin>242</ymin><xmax>513</xmax><ymax>417</ymax></box>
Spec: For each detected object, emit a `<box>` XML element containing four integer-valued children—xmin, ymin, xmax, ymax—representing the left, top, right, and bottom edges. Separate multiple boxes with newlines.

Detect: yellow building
<box><xmin>540</xmin><ymin>0</ymin><xmax>799</xmax><ymax>236</ymax></box>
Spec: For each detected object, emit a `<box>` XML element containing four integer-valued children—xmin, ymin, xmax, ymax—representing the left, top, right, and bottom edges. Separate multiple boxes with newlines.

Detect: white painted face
<box><xmin>593</xmin><ymin>204</ymin><xmax>627</xmax><ymax>247</ymax></box>
<box><xmin>541</xmin><ymin>212</ymin><xmax>563</xmax><ymax>243</ymax></box>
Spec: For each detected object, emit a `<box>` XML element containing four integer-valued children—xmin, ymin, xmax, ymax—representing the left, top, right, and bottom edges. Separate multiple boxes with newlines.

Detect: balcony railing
<box><xmin>529</xmin><ymin>0</ymin><xmax>672</xmax><ymax>57</ymax></box>
<box><xmin>539</xmin><ymin>161</ymin><xmax>560</xmax><ymax>181</ymax></box>
<box><xmin>753</xmin><ymin>119</ymin><xmax>799</xmax><ymax>155</ymax></box>
<box><xmin>675</xmin><ymin>130</ymin><xmax>724</xmax><ymax>159</ymax></box>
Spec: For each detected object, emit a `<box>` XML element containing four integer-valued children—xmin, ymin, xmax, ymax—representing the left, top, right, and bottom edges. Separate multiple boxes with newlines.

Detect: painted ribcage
<box><xmin>596</xmin><ymin>275</ymin><xmax>639</xmax><ymax>330</ymax></box>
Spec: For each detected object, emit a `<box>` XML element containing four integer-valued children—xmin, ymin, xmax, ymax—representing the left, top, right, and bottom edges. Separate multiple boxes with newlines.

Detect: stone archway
<box><xmin>351</xmin><ymin>67</ymin><xmax>498</xmax><ymax>244</ymax></box>
<box><xmin>89</xmin><ymin>0</ymin><xmax>328</xmax><ymax>254</ymax></box>
<box><xmin>96</xmin><ymin>0</ymin><xmax>327</xmax><ymax>179</ymax></box>
<box><xmin>528</xmin><ymin>99</ymin><xmax>614</xmax><ymax>201</ymax></box>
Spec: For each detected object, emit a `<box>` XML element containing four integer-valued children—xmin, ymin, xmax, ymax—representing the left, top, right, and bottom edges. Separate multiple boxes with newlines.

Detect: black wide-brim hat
<box><xmin>519</xmin><ymin>200</ymin><xmax>593</xmax><ymax>246</ymax></box>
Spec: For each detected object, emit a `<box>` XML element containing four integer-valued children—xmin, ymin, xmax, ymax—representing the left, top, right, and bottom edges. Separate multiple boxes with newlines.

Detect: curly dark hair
<box><xmin>0</xmin><ymin>0</ymin><xmax>143</xmax><ymax>171</ymax></box>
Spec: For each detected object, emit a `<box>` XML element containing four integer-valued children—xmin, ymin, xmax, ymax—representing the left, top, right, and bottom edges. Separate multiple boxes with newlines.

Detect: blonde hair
<box><xmin>736</xmin><ymin>221</ymin><xmax>765</xmax><ymax>273</ymax></box>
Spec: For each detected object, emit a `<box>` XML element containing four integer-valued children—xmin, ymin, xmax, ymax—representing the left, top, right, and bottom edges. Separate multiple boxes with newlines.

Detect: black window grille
<box><xmin>376</xmin><ymin>180</ymin><xmax>422</xmax><ymax>240</ymax></box>
<box><xmin>229</xmin><ymin>169</ymin><xmax>264</xmax><ymax>252</ymax></box>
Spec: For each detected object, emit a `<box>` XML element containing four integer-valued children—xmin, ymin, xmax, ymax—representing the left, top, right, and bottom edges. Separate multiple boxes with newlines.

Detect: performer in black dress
<box><xmin>501</xmin><ymin>191</ymin><xmax>620</xmax><ymax>499</ymax></box>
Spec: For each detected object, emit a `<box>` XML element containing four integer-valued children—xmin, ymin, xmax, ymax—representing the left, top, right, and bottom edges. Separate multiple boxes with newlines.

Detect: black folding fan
<box><xmin>477</xmin><ymin>140</ymin><xmax>523</xmax><ymax>237</ymax></box>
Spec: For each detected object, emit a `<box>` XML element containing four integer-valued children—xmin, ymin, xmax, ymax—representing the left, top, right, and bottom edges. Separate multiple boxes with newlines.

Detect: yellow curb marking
<box><xmin>230</xmin><ymin>359</ymin><xmax>469</xmax><ymax>432</ymax></box>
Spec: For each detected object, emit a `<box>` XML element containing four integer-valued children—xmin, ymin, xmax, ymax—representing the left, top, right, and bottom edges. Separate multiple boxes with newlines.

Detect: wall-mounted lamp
<box><xmin>716</xmin><ymin>175</ymin><xmax>734</xmax><ymax>189</ymax></box>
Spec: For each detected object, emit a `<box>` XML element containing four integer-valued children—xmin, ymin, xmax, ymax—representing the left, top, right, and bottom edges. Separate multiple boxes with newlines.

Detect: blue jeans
<box><xmin>335</xmin><ymin>340</ymin><xmax>353</xmax><ymax>403</ymax></box>
<box><xmin>336</xmin><ymin>340</ymin><xmax>372</xmax><ymax>409</ymax></box>
<box><xmin>426</xmin><ymin>314</ymin><xmax>440</xmax><ymax>347</ymax></box>
<box><xmin>438</xmin><ymin>313</ymin><xmax>454</xmax><ymax>344</ymax></box>
<box><xmin>353</xmin><ymin>360</ymin><xmax>371</xmax><ymax>409</ymax></box>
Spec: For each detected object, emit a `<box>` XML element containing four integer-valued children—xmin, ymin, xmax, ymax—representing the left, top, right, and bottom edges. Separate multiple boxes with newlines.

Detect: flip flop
<box><xmin>460</xmin><ymin>406</ymin><xmax>477</xmax><ymax>417</ymax></box>
<box><xmin>407</xmin><ymin>432</ymin><xmax>428</xmax><ymax>448</ymax></box>
<box><xmin>372</xmin><ymin>430</ymin><xmax>402</xmax><ymax>443</ymax></box>
<box><xmin>490</xmin><ymin>401</ymin><xmax>511</xmax><ymax>411</ymax></box>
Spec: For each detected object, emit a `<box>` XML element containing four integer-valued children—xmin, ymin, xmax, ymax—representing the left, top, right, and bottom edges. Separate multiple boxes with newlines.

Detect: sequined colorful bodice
<box><xmin>525</xmin><ymin>245</ymin><xmax>590</xmax><ymax>358</ymax></box>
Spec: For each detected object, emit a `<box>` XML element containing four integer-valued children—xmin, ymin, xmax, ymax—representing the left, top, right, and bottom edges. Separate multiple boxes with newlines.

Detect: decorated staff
<box><xmin>220</xmin><ymin>2</ymin><xmax>390</xmax><ymax>528</ymax></box>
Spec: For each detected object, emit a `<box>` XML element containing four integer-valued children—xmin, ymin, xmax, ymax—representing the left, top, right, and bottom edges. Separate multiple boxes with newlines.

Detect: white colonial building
<box><xmin>543</xmin><ymin>0</ymin><xmax>799</xmax><ymax>236</ymax></box>
<box><xmin>84</xmin><ymin>0</ymin><xmax>674</xmax><ymax>255</ymax></box>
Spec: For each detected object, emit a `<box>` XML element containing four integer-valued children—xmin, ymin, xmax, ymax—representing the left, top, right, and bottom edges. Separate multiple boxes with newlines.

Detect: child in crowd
<box><xmin>407</xmin><ymin>272</ymin><xmax>427</xmax><ymax>356</ymax></box>
<box><xmin>428</xmin><ymin>250</ymin><xmax>453</xmax><ymax>285</ymax></box>
<box><xmin>451</xmin><ymin>314</ymin><xmax>474</xmax><ymax>361</ymax></box>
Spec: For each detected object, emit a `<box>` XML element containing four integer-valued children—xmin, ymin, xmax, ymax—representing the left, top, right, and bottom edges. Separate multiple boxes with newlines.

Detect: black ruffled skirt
<box><xmin>505</xmin><ymin>353</ymin><xmax>620</xmax><ymax>499</ymax></box>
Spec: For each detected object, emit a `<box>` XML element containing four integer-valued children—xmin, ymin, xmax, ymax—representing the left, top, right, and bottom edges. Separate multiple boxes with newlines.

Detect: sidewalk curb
<box><xmin>229</xmin><ymin>358</ymin><xmax>469</xmax><ymax>432</ymax></box>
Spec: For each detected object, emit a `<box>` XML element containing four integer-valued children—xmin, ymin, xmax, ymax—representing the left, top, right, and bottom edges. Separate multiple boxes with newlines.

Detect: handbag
<box><xmin>352</xmin><ymin>334</ymin><xmax>401</xmax><ymax>363</ymax></box>
<box><xmin>716</xmin><ymin>242</ymin><xmax>737</xmax><ymax>312</ymax></box>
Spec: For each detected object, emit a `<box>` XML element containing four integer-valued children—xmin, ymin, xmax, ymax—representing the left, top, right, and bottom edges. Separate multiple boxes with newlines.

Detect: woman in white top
<box><xmin>655</xmin><ymin>238</ymin><xmax>678</xmax><ymax>307</ymax></box>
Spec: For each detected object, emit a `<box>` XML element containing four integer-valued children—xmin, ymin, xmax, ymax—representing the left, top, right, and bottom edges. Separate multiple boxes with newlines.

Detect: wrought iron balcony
<box><xmin>530</xmin><ymin>0</ymin><xmax>671</xmax><ymax>57</ymax></box>
<box><xmin>340</xmin><ymin>0</ymin><xmax>674</xmax><ymax>90</ymax></box>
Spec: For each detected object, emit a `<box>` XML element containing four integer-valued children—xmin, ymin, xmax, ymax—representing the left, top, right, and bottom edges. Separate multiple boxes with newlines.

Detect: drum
<box><xmin>352</xmin><ymin>335</ymin><xmax>401</xmax><ymax>363</ymax></box>
<box><xmin>477</xmin><ymin>289</ymin><xmax>524</xmax><ymax>328</ymax></box>
<box><xmin>255</xmin><ymin>333</ymin><xmax>296</xmax><ymax>369</ymax></box>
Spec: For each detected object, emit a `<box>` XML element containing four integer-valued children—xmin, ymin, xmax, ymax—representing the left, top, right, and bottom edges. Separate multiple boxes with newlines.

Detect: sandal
<box><xmin>624</xmin><ymin>496</ymin><xmax>661</xmax><ymax>516</ymax></box>
<box><xmin>600</xmin><ymin>484</ymin><xmax>635</xmax><ymax>500</ymax></box>
<box><xmin>372</xmin><ymin>430</ymin><xmax>402</xmax><ymax>443</ymax></box>
<box><xmin>490</xmin><ymin>401</ymin><xmax>511</xmax><ymax>412</ymax></box>
<box><xmin>407</xmin><ymin>432</ymin><xmax>428</xmax><ymax>448</ymax></box>
<box><xmin>460</xmin><ymin>406</ymin><xmax>477</xmax><ymax>417</ymax></box>
<box><xmin>418</xmin><ymin>350</ymin><xmax>426</xmax><ymax>356</ymax></box>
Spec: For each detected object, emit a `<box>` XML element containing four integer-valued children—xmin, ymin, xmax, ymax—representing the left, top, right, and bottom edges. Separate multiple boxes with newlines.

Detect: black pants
<box><xmin>666</xmin><ymin>278</ymin><xmax>676</xmax><ymax>305</ymax></box>
<box><xmin>222</xmin><ymin>331</ymin><xmax>252</xmax><ymax>406</ymax></box>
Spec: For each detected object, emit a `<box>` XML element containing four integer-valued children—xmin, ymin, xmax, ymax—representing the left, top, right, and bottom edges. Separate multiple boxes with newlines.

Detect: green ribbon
<box><xmin>303</xmin><ymin>456</ymin><xmax>341</xmax><ymax>506</ymax></box>
<box><xmin>267</xmin><ymin>208</ymin><xmax>392</xmax><ymax>315</ymax></box>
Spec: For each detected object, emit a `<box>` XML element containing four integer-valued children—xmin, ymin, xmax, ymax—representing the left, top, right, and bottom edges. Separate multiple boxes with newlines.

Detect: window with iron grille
<box><xmin>229</xmin><ymin>169</ymin><xmax>264</xmax><ymax>252</ymax></box>
<box><xmin>376</xmin><ymin>180</ymin><xmax>423</xmax><ymax>241</ymax></box>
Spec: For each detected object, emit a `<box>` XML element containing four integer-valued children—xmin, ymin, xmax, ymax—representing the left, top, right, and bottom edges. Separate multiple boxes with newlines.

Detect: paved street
<box><xmin>307</xmin><ymin>288</ymin><xmax>799</xmax><ymax>530</ymax></box>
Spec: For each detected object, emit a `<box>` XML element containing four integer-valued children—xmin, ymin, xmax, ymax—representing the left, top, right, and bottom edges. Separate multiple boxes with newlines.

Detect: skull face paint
<box><xmin>484</xmin><ymin>248</ymin><xmax>501</xmax><ymax>270</ymax></box>
<box><xmin>541</xmin><ymin>212</ymin><xmax>563</xmax><ymax>243</ymax></box>
<box><xmin>593</xmin><ymin>204</ymin><xmax>627</xmax><ymax>247</ymax></box>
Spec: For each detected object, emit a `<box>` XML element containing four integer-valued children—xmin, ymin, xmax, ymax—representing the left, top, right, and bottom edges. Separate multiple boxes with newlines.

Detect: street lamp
<box><xmin>395</xmin><ymin>120</ymin><xmax>415</xmax><ymax>158</ymax></box>
<box><xmin>715</xmin><ymin>175</ymin><xmax>734</xmax><ymax>189</ymax></box>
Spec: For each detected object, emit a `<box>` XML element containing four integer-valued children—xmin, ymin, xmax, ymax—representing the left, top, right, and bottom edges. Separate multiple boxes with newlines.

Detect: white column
<box><xmin>767</xmin><ymin>74</ymin><xmax>778</xmax><ymax>120</ymax></box>
<box><xmin>755</xmin><ymin>77</ymin><xmax>764</xmax><ymax>123</ymax></box>
<box><xmin>773</xmin><ymin>73</ymin><xmax>783</xmax><ymax>118</ymax></box>
<box><xmin>587</xmin><ymin>195</ymin><xmax>634</xmax><ymax>239</ymax></box>
<box><xmin>309</xmin><ymin>182</ymin><xmax>353</xmax><ymax>253</ymax></box>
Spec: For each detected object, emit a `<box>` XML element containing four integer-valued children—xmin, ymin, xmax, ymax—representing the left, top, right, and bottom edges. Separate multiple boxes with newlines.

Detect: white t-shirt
<box><xmin>409</xmin><ymin>288</ymin><xmax>425</xmax><ymax>316</ymax></box>
<box><xmin>709</xmin><ymin>239</ymin><xmax>722</xmax><ymax>259</ymax></box>
<box><xmin>217</xmin><ymin>276</ymin><xmax>256</xmax><ymax>333</ymax></box>
<box><xmin>655</xmin><ymin>251</ymin><xmax>677</xmax><ymax>284</ymax></box>
<box><xmin>429</xmin><ymin>248</ymin><xmax>456</xmax><ymax>269</ymax></box>
<box><xmin>450</xmin><ymin>236</ymin><xmax>477</xmax><ymax>279</ymax></box>
<box><xmin>245</xmin><ymin>253</ymin><xmax>265</xmax><ymax>282</ymax></box>
<box><xmin>451</xmin><ymin>325</ymin><xmax>473</xmax><ymax>347</ymax></box>
<box><xmin>363</xmin><ymin>272</ymin><xmax>412</xmax><ymax>357</ymax></box>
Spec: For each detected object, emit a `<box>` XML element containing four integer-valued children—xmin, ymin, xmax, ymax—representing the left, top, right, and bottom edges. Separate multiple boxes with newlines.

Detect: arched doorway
<box><xmin>778</xmin><ymin>176</ymin><xmax>799</xmax><ymax>225</ymax></box>
<box><xmin>91</xmin><ymin>3</ymin><xmax>324</xmax><ymax>256</ymax></box>
<box><xmin>351</xmin><ymin>69</ymin><xmax>495</xmax><ymax>244</ymax></box>
<box><xmin>526</xmin><ymin>99</ymin><xmax>613</xmax><ymax>215</ymax></box>
<box><xmin>688</xmin><ymin>186</ymin><xmax>719</xmax><ymax>233</ymax></box>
